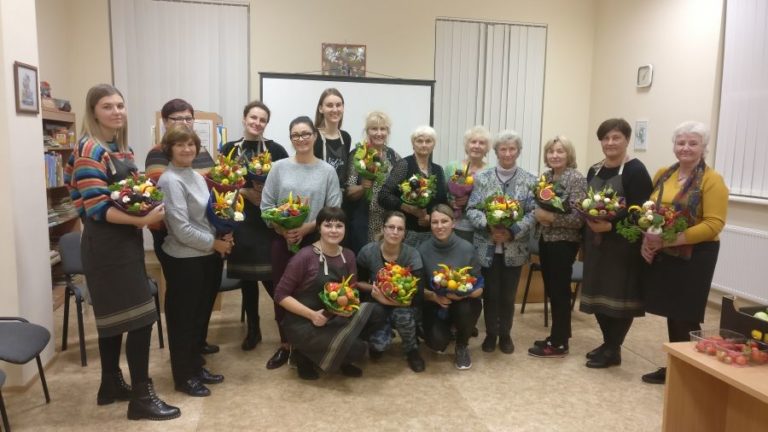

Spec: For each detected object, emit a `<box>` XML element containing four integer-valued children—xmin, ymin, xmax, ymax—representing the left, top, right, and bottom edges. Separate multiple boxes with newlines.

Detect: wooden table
<box><xmin>663</xmin><ymin>342</ymin><xmax>768</xmax><ymax>431</ymax></box>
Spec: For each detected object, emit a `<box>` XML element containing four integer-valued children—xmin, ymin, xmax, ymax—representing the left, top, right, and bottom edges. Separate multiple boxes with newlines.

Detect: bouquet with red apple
<box><xmin>206</xmin><ymin>188</ymin><xmax>245</xmax><ymax>235</ymax></box>
<box><xmin>353</xmin><ymin>142</ymin><xmax>388</xmax><ymax>201</ymax></box>
<box><xmin>531</xmin><ymin>173</ymin><xmax>568</xmax><ymax>214</ymax></box>
<box><xmin>246</xmin><ymin>150</ymin><xmax>272</xmax><ymax>183</ymax></box>
<box><xmin>447</xmin><ymin>164</ymin><xmax>475</xmax><ymax>218</ymax></box>
<box><xmin>617</xmin><ymin>200</ymin><xmax>691</xmax><ymax>260</ymax></box>
<box><xmin>430</xmin><ymin>264</ymin><xmax>482</xmax><ymax>298</ymax></box>
<box><xmin>108</xmin><ymin>173</ymin><xmax>164</xmax><ymax>216</ymax></box>
<box><xmin>206</xmin><ymin>148</ymin><xmax>247</xmax><ymax>192</ymax></box>
<box><xmin>375</xmin><ymin>263</ymin><xmax>420</xmax><ymax>306</ymax></box>
<box><xmin>399</xmin><ymin>174</ymin><xmax>436</xmax><ymax>208</ymax></box>
<box><xmin>261</xmin><ymin>192</ymin><xmax>310</xmax><ymax>253</ymax></box>
<box><xmin>318</xmin><ymin>274</ymin><xmax>360</xmax><ymax>317</ymax></box>
<box><xmin>572</xmin><ymin>186</ymin><xmax>625</xmax><ymax>221</ymax></box>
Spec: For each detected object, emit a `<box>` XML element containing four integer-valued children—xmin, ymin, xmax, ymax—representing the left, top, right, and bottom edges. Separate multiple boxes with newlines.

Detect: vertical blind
<box><xmin>433</xmin><ymin>19</ymin><xmax>546</xmax><ymax>172</ymax></box>
<box><xmin>715</xmin><ymin>0</ymin><xmax>768</xmax><ymax>200</ymax></box>
<box><xmin>109</xmin><ymin>0</ymin><xmax>249</xmax><ymax>168</ymax></box>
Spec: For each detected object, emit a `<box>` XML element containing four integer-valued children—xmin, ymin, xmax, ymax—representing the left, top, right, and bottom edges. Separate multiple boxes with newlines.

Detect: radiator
<box><xmin>711</xmin><ymin>225</ymin><xmax>768</xmax><ymax>304</ymax></box>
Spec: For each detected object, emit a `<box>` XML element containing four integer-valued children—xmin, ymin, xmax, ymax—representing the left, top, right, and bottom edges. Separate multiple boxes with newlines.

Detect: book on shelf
<box><xmin>43</xmin><ymin>152</ymin><xmax>65</xmax><ymax>187</ymax></box>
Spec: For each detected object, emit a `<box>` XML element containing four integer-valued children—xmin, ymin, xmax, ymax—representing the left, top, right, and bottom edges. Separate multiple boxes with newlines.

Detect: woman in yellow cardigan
<box><xmin>640</xmin><ymin>121</ymin><xmax>728</xmax><ymax>384</ymax></box>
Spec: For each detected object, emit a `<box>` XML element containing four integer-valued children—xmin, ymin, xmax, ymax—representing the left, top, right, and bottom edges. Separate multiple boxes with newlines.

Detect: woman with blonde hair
<box><xmin>445</xmin><ymin>125</ymin><xmax>491</xmax><ymax>242</ymax></box>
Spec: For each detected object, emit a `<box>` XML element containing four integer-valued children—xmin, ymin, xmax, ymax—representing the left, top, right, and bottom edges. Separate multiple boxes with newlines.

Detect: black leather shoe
<box><xmin>586</xmin><ymin>347</ymin><xmax>622</xmax><ymax>368</ymax></box>
<box><xmin>340</xmin><ymin>364</ymin><xmax>363</xmax><ymax>378</ymax></box>
<box><xmin>128</xmin><ymin>379</ymin><xmax>181</xmax><ymax>421</ymax></box>
<box><xmin>200</xmin><ymin>343</ymin><xmax>220</xmax><ymax>355</ymax></box>
<box><xmin>198</xmin><ymin>368</ymin><xmax>224</xmax><ymax>384</ymax></box>
<box><xmin>482</xmin><ymin>335</ymin><xmax>497</xmax><ymax>353</ymax></box>
<box><xmin>369</xmin><ymin>347</ymin><xmax>384</xmax><ymax>360</ymax></box>
<box><xmin>642</xmin><ymin>367</ymin><xmax>667</xmax><ymax>384</ymax></box>
<box><xmin>97</xmin><ymin>369</ymin><xmax>132</xmax><ymax>405</ymax></box>
<box><xmin>499</xmin><ymin>335</ymin><xmax>515</xmax><ymax>354</ymax></box>
<box><xmin>586</xmin><ymin>343</ymin><xmax>606</xmax><ymax>360</ymax></box>
<box><xmin>266</xmin><ymin>347</ymin><xmax>291</xmax><ymax>370</ymax></box>
<box><xmin>406</xmin><ymin>349</ymin><xmax>426</xmax><ymax>373</ymax></box>
<box><xmin>241</xmin><ymin>327</ymin><xmax>262</xmax><ymax>351</ymax></box>
<box><xmin>175</xmin><ymin>377</ymin><xmax>211</xmax><ymax>397</ymax></box>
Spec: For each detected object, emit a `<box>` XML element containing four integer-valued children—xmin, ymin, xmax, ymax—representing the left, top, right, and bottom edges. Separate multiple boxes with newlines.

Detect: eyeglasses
<box><xmin>384</xmin><ymin>225</ymin><xmax>405</xmax><ymax>233</ymax></box>
<box><xmin>290</xmin><ymin>131</ymin><xmax>314</xmax><ymax>141</ymax></box>
<box><xmin>168</xmin><ymin>116</ymin><xmax>194</xmax><ymax>124</ymax></box>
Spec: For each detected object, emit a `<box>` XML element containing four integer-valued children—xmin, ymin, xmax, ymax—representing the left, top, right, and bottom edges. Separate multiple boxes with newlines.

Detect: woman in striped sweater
<box><xmin>65</xmin><ymin>84</ymin><xmax>179</xmax><ymax>421</ymax></box>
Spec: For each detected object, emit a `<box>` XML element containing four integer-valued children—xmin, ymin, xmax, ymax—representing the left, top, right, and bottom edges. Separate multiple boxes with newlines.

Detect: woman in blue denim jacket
<box><xmin>465</xmin><ymin>130</ymin><xmax>537</xmax><ymax>354</ymax></box>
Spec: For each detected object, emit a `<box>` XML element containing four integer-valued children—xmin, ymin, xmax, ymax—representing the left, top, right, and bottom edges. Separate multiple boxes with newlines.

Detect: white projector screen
<box><xmin>260</xmin><ymin>73</ymin><xmax>434</xmax><ymax>160</ymax></box>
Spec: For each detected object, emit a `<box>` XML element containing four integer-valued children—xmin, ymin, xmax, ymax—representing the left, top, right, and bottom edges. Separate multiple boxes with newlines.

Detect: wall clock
<box><xmin>637</xmin><ymin>64</ymin><xmax>653</xmax><ymax>88</ymax></box>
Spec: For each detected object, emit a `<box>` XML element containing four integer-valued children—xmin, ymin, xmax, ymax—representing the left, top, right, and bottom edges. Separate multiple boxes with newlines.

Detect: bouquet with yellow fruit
<box><xmin>206</xmin><ymin>188</ymin><xmax>245</xmax><ymax>234</ymax></box>
<box><xmin>261</xmin><ymin>192</ymin><xmax>310</xmax><ymax>253</ymax></box>
<box><xmin>431</xmin><ymin>264</ymin><xmax>482</xmax><ymax>298</ymax></box>
<box><xmin>617</xmin><ymin>200</ymin><xmax>691</xmax><ymax>259</ymax></box>
<box><xmin>572</xmin><ymin>186</ymin><xmax>625</xmax><ymax>222</ymax></box>
<box><xmin>205</xmin><ymin>148</ymin><xmax>247</xmax><ymax>192</ymax></box>
<box><xmin>353</xmin><ymin>142</ymin><xmax>389</xmax><ymax>201</ymax></box>
<box><xmin>399</xmin><ymin>174</ymin><xmax>436</xmax><ymax>208</ymax></box>
<box><xmin>448</xmin><ymin>164</ymin><xmax>475</xmax><ymax>218</ymax></box>
<box><xmin>479</xmin><ymin>194</ymin><xmax>524</xmax><ymax>227</ymax></box>
<box><xmin>376</xmin><ymin>262</ymin><xmax>420</xmax><ymax>306</ymax></box>
<box><xmin>531</xmin><ymin>173</ymin><xmax>568</xmax><ymax>213</ymax></box>
<box><xmin>319</xmin><ymin>274</ymin><xmax>360</xmax><ymax>317</ymax></box>
<box><xmin>108</xmin><ymin>173</ymin><xmax>163</xmax><ymax>216</ymax></box>
<box><xmin>246</xmin><ymin>150</ymin><xmax>272</xmax><ymax>183</ymax></box>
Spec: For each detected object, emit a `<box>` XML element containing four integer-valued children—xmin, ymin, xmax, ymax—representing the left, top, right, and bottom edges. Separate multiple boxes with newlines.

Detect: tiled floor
<box><xmin>2</xmin><ymin>288</ymin><xmax>722</xmax><ymax>432</ymax></box>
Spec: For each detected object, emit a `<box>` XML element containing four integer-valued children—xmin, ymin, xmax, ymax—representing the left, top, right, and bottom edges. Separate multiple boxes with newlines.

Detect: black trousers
<box><xmin>595</xmin><ymin>313</ymin><xmax>634</xmax><ymax>348</ymax></box>
<box><xmin>423</xmin><ymin>298</ymin><xmax>482</xmax><ymax>350</ymax></box>
<box><xmin>162</xmin><ymin>253</ymin><xmax>223</xmax><ymax>384</ymax></box>
<box><xmin>481</xmin><ymin>255</ymin><xmax>522</xmax><ymax>337</ymax></box>
<box><xmin>539</xmin><ymin>240</ymin><xmax>580</xmax><ymax>345</ymax></box>
<box><xmin>668</xmin><ymin>318</ymin><xmax>700</xmax><ymax>343</ymax></box>
<box><xmin>241</xmin><ymin>279</ymin><xmax>274</xmax><ymax>325</ymax></box>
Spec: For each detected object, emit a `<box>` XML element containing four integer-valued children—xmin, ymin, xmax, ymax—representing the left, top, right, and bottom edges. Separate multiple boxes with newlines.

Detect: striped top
<box><xmin>64</xmin><ymin>136</ymin><xmax>134</xmax><ymax>221</ymax></box>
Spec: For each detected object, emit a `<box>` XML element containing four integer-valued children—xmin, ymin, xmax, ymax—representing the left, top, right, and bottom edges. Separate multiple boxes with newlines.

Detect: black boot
<box><xmin>97</xmin><ymin>369</ymin><xmax>132</xmax><ymax>405</ymax></box>
<box><xmin>241</xmin><ymin>318</ymin><xmax>262</xmax><ymax>351</ymax></box>
<box><xmin>127</xmin><ymin>379</ymin><xmax>181</xmax><ymax>421</ymax></box>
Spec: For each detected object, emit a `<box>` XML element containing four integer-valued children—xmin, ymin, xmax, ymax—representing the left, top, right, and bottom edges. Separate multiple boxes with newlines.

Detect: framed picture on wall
<box><xmin>321</xmin><ymin>43</ymin><xmax>366</xmax><ymax>77</ymax></box>
<box><xmin>635</xmin><ymin>120</ymin><xmax>648</xmax><ymax>151</ymax></box>
<box><xmin>14</xmin><ymin>61</ymin><xmax>39</xmax><ymax>114</ymax></box>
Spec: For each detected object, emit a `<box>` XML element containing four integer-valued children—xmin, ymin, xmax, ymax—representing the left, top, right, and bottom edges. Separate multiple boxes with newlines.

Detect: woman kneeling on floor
<box><xmin>274</xmin><ymin>206</ymin><xmax>384</xmax><ymax>380</ymax></box>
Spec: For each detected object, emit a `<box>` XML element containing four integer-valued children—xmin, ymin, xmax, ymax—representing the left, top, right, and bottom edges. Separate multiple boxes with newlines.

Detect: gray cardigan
<box><xmin>465</xmin><ymin>166</ymin><xmax>537</xmax><ymax>267</ymax></box>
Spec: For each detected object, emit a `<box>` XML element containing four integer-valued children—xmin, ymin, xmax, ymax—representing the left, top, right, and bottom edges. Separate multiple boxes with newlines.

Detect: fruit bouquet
<box><xmin>479</xmin><ymin>194</ymin><xmax>524</xmax><ymax>228</ymax></box>
<box><xmin>352</xmin><ymin>142</ymin><xmax>388</xmax><ymax>201</ymax></box>
<box><xmin>447</xmin><ymin>165</ymin><xmax>475</xmax><ymax>218</ymax></box>
<box><xmin>319</xmin><ymin>274</ymin><xmax>360</xmax><ymax>317</ymax></box>
<box><xmin>206</xmin><ymin>148</ymin><xmax>247</xmax><ymax>192</ymax></box>
<box><xmin>108</xmin><ymin>173</ymin><xmax>164</xmax><ymax>216</ymax></box>
<box><xmin>431</xmin><ymin>264</ymin><xmax>482</xmax><ymax>298</ymax></box>
<box><xmin>399</xmin><ymin>174</ymin><xmax>437</xmax><ymax>208</ymax></box>
<box><xmin>246</xmin><ymin>150</ymin><xmax>272</xmax><ymax>183</ymax></box>
<box><xmin>572</xmin><ymin>186</ymin><xmax>625</xmax><ymax>221</ymax></box>
<box><xmin>531</xmin><ymin>173</ymin><xmax>568</xmax><ymax>213</ymax></box>
<box><xmin>691</xmin><ymin>329</ymin><xmax>768</xmax><ymax>366</ymax></box>
<box><xmin>261</xmin><ymin>192</ymin><xmax>310</xmax><ymax>253</ymax></box>
<box><xmin>206</xmin><ymin>188</ymin><xmax>245</xmax><ymax>234</ymax></box>
<box><xmin>376</xmin><ymin>263</ymin><xmax>420</xmax><ymax>306</ymax></box>
<box><xmin>617</xmin><ymin>200</ymin><xmax>691</xmax><ymax>255</ymax></box>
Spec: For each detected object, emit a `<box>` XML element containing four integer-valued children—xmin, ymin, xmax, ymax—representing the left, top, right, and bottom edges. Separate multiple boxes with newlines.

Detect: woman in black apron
<box><xmin>66</xmin><ymin>84</ymin><xmax>179</xmax><ymax>420</ymax></box>
<box><xmin>579</xmin><ymin>118</ymin><xmax>652</xmax><ymax>369</ymax></box>
<box><xmin>273</xmin><ymin>207</ymin><xmax>382</xmax><ymax>380</ymax></box>
<box><xmin>220</xmin><ymin>101</ymin><xmax>289</xmax><ymax>351</ymax></box>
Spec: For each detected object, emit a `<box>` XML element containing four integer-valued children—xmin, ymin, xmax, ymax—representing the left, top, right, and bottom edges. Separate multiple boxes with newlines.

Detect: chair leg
<box><xmin>35</xmin><ymin>356</ymin><xmax>50</xmax><ymax>404</ymax></box>
<box><xmin>240</xmin><ymin>296</ymin><xmax>245</xmax><ymax>323</ymax></box>
<box><xmin>61</xmin><ymin>288</ymin><xmax>71</xmax><ymax>351</ymax></box>
<box><xmin>0</xmin><ymin>387</ymin><xmax>10</xmax><ymax>432</ymax></box>
<box><xmin>154</xmin><ymin>294</ymin><xmax>165</xmax><ymax>349</ymax></box>
<box><xmin>570</xmin><ymin>282</ymin><xmax>581</xmax><ymax>311</ymax></box>
<box><xmin>520</xmin><ymin>265</ymin><xmax>535</xmax><ymax>314</ymax></box>
<box><xmin>75</xmin><ymin>297</ymin><xmax>87</xmax><ymax>367</ymax></box>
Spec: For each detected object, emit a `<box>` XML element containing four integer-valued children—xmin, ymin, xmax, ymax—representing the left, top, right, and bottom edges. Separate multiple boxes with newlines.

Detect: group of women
<box><xmin>65</xmin><ymin>83</ymin><xmax>727</xmax><ymax>421</ymax></box>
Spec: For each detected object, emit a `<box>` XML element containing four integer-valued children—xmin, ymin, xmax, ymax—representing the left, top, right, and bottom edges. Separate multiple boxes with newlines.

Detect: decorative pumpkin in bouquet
<box><xmin>431</xmin><ymin>264</ymin><xmax>482</xmax><ymax>297</ymax></box>
<box><xmin>206</xmin><ymin>148</ymin><xmax>247</xmax><ymax>192</ymax></box>
<box><xmin>108</xmin><ymin>173</ymin><xmax>164</xmax><ymax>216</ymax></box>
<box><xmin>448</xmin><ymin>165</ymin><xmax>475</xmax><ymax>218</ymax></box>
<box><xmin>319</xmin><ymin>274</ymin><xmax>360</xmax><ymax>317</ymax></box>
<box><xmin>480</xmin><ymin>194</ymin><xmax>523</xmax><ymax>227</ymax></box>
<box><xmin>399</xmin><ymin>174</ymin><xmax>436</xmax><ymax>208</ymax></box>
<box><xmin>573</xmin><ymin>186</ymin><xmax>625</xmax><ymax>221</ymax></box>
<box><xmin>376</xmin><ymin>262</ymin><xmax>420</xmax><ymax>306</ymax></box>
<box><xmin>206</xmin><ymin>188</ymin><xmax>245</xmax><ymax>234</ymax></box>
<box><xmin>531</xmin><ymin>174</ymin><xmax>568</xmax><ymax>213</ymax></box>
<box><xmin>261</xmin><ymin>192</ymin><xmax>310</xmax><ymax>253</ymax></box>
<box><xmin>246</xmin><ymin>150</ymin><xmax>272</xmax><ymax>183</ymax></box>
